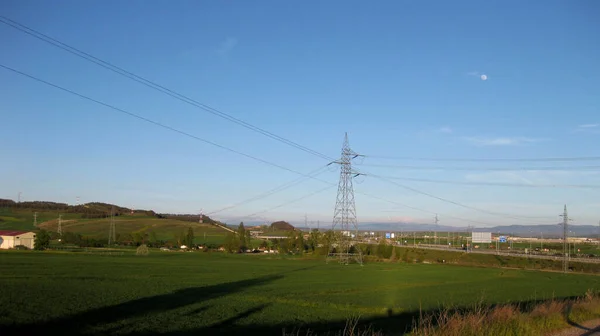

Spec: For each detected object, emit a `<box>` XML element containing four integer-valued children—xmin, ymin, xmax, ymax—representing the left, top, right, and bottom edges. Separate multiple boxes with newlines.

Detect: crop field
<box><xmin>1</xmin><ymin>251</ymin><xmax>598</xmax><ymax>335</ymax></box>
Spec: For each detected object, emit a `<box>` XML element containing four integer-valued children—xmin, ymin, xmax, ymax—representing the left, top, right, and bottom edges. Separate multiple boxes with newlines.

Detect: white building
<box><xmin>0</xmin><ymin>230</ymin><xmax>36</xmax><ymax>249</ymax></box>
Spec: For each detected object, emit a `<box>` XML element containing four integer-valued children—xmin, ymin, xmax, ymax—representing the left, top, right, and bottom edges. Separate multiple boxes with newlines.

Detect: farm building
<box><xmin>0</xmin><ymin>230</ymin><xmax>36</xmax><ymax>249</ymax></box>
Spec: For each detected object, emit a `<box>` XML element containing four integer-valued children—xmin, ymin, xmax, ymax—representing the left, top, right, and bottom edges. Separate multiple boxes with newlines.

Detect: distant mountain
<box><xmin>472</xmin><ymin>224</ymin><xmax>599</xmax><ymax>238</ymax></box>
<box><xmin>344</xmin><ymin>222</ymin><xmax>599</xmax><ymax>237</ymax></box>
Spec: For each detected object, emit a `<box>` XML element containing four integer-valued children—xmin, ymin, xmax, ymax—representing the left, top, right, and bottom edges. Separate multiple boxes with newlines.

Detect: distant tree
<box><xmin>133</xmin><ymin>232</ymin><xmax>143</xmax><ymax>246</ymax></box>
<box><xmin>34</xmin><ymin>229</ymin><xmax>50</xmax><ymax>250</ymax></box>
<box><xmin>390</xmin><ymin>247</ymin><xmax>397</xmax><ymax>262</ymax></box>
<box><xmin>224</xmin><ymin>232</ymin><xmax>239</xmax><ymax>253</ymax></box>
<box><xmin>149</xmin><ymin>231</ymin><xmax>157</xmax><ymax>246</ymax></box>
<box><xmin>238</xmin><ymin>222</ymin><xmax>247</xmax><ymax>250</ymax></box>
<box><xmin>186</xmin><ymin>227</ymin><xmax>195</xmax><ymax>247</ymax></box>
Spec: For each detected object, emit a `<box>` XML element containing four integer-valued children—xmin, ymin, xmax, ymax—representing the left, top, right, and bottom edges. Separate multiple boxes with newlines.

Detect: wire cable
<box><xmin>354</xmin><ymin>190</ymin><xmax>501</xmax><ymax>226</ymax></box>
<box><xmin>0</xmin><ymin>16</ymin><xmax>335</xmax><ymax>161</ymax></box>
<box><xmin>240</xmin><ymin>185</ymin><xmax>336</xmax><ymax>219</ymax></box>
<box><xmin>355</xmin><ymin>163</ymin><xmax>600</xmax><ymax>171</ymax></box>
<box><xmin>366</xmin><ymin>173</ymin><xmax>557</xmax><ymax>221</ymax></box>
<box><xmin>207</xmin><ymin>165</ymin><xmax>332</xmax><ymax>215</ymax></box>
<box><xmin>365</xmin><ymin>155</ymin><xmax>600</xmax><ymax>162</ymax></box>
<box><xmin>368</xmin><ymin>175</ymin><xmax>600</xmax><ymax>189</ymax></box>
<box><xmin>0</xmin><ymin>64</ymin><xmax>336</xmax><ymax>184</ymax></box>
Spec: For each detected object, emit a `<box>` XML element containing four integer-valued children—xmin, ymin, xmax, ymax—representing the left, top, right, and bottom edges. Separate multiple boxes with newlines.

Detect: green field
<box><xmin>1</xmin><ymin>251</ymin><xmax>598</xmax><ymax>335</ymax></box>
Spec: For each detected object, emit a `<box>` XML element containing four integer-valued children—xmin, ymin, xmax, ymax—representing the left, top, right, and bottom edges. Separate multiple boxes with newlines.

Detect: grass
<box><xmin>409</xmin><ymin>290</ymin><xmax>600</xmax><ymax>336</ymax></box>
<box><xmin>379</xmin><ymin>246</ymin><xmax>600</xmax><ymax>274</ymax></box>
<box><xmin>0</xmin><ymin>251</ymin><xmax>598</xmax><ymax>335</ymax></box>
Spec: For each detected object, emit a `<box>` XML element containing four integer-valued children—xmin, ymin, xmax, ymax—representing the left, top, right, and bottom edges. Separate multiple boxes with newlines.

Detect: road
<box><xmin>393</xmin><ymin>243</ymin><xmax>600</xmax><ymax>264</ymax></box>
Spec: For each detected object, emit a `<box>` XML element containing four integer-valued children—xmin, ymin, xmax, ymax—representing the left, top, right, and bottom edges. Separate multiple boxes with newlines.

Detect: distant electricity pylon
<box><xmin>108</xmin><ymin>206</ymin><xmax>116</xmax><ymax>246</ymax></box>
<box><xmin>33</xmin><ymin>212</ymin><xmax>37</xmax><ymax>228</ymax></box>
<box><xmin>327</xmin><ymin>133</ymin><xmax>363</xmax><ymax>265</ymax></box>
<box><xmin>57</xmin><ymin>214</ymin><xmax>62</xmax><ymax>236</ymax></box>
<box><xmin>434</xmin><ymin>214</ymin><xmax>439</xmax><ymax>245</ymax></box>
<box><xmin>559</xmin><ymin>205</ymin><xmax>572</xmax><ymax>273</ymax></box>
<box><xmin>198</xmin><ymin>209</ymin><xmax>204</xmax><ymax>224</ymax></box>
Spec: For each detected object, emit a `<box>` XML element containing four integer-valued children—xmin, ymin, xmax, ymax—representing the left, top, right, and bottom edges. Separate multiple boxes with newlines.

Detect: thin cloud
<box><xmin>574</xmin><ymin>123</ymin><xmax>600</xmax><ymax>134</ymax></box>
<box><xmin>438</xmin><ymin>126</ymin><xmax>453</xmax><ymax>134</ymax></box>
<box><xmin>463</xmin><ymin>136</ymin><xmax>544</xmax><ymax>146</ymax></box>
<box><xmin>216</xmin><ymin>37</ymin><xmax>238</xmax><ymax>55</ymax></box>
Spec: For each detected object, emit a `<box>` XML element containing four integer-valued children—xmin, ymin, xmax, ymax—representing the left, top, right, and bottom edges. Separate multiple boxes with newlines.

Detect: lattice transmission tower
<box><xmin>327</xmin><ymin>133</ymin><xmax>363</xmax><ymax>265</ymax></box>
<box><xmin>560</xmin><ymin>205</ymin><xmax>572</xmax><ymax>273</ymax></box>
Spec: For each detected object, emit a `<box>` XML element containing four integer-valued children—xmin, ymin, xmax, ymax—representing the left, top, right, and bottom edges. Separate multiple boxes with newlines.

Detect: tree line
<box><xmin>33</xmin><ymin>227</ymin><xmax>204</xmax><ymax>250</ymax></box>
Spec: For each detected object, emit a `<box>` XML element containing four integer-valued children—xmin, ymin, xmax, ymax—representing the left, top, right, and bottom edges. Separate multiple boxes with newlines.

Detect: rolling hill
<box><xmin>0</xmin><ymin>199</ymin><xmax>231</xmax><ymax>244</ymax></box>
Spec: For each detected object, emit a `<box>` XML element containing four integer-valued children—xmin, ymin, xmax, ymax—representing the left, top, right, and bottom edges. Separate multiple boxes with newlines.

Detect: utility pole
<box><xmin>33</xmin><ymin>212</ymin><xmax>37</xmax><ymax>228</ymax></box>
<box><xmin>58</xmin><ymin>214</ymin><xmax>62</xmax><ymax>236</ymax></box>
<box><xmin>597</xmin><ymin>220</ymin><xmax>600</xmax><ymax>250</ymax></box>
<box><xmin>496</xmin><ymin>231</ymin><xmax>499</xmax><ymax>254</ymax></box>
<box><xmin>305</xmin><ymin>213</ymin><xmax>308</xmax><ymax>232</ymax></box>
<box><xmin>434</xmin><ymin>214</ymin><xmax>439</xmax><ymax>245</ymax></box>
<box><xmin>560</xmin><ymin>205</ymin><xmax>572</xmax><ymax>273</ymax></box>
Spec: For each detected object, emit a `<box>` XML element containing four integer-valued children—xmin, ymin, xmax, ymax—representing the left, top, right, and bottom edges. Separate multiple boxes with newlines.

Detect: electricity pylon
<box><xmin>559</xmin><ymin>205</ymin><xmax>572</xmax><ymax>273</ymax></box>
<box><xmin>327</xmin><ymin>133</ymin><xmax>363</xmax><ymax>265</ymax></box>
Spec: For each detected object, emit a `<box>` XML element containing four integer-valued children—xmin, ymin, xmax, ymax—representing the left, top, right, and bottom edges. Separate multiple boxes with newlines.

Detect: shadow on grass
<box><xmin>121</xmin><ymin>296</ymin><xmax>590</xmax><ymax>336</ymax></box>
<box><xmin>564</xmin><ymin>301</ymin><xmax>596</xmax><ymax>332</ymax></box>
<box><xmin>1</xmin><ymin>266</ymin><xmax>589</xmax><ymax>336</ymax></box>
<box><xmin>2</xmin><ymin>266</ymin><xmax>315</xmax><ymax>336</ymax></box>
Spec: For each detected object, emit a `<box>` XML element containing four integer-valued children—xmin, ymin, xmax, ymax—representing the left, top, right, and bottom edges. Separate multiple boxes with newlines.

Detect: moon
<box><xmin>480</xmin><ymin>74</ymin><xmax>488</xmax><ymax>81</ymax></box>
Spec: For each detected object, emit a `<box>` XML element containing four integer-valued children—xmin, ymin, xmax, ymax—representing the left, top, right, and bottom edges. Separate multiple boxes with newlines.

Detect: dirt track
<box><xmin>550</xmin><ymin>319</ymin><xmax>600</xmax><ymax>336</ymax></box>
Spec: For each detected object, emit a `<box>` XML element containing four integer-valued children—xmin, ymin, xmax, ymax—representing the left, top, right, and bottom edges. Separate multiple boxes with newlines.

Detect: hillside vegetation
<box><xmin>0</xmin><ymin>200</ymin><xmax>230</xmax><ymax>245</ymax></box>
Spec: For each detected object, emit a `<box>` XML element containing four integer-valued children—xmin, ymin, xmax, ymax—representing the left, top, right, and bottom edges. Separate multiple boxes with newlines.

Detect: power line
<box><xmin>365</xmin><ymin>155</ymin><xmax>600</xmax><ymax>162</ymax></box>
<box><xmin>367</xmin><ymin>174</ymin><xmax>556</xmax><ymax>221</ymax></box>
<box><xmin>0</xmin><ymin>63</ymin><xmax>336</xmax><ymax>185</ymax></box>
<box><xmin>206</xmin><ymin>165</ymin><xmax>332</xmax><ymax>215</ymax></box>
<box><xmin>1</xmin><ymin>60</ymin><xmax>570</xmax><ymax>225</ymax></box>
<box><xmin>355</xmin><ymin>163</ymin><xmax>600</xmax><ymax>171</ymax></box>
<box><xmin>354</xmin><ymin>190</ymin><xmax>500</xmax><ymax>226</ymax></box>
<box><xmin>238</xmin><ymin>185</ymin><xmax>336</xmax><ymax>220</ymax></box>
<box><xmin>3</xmin><ymin>63</ymin><xmax>521</xmax><ymax>228</ymax></box>
<box><xmin>0</xmin><ymin>16</ymin><xmax>333</xmax><ymax>162</ymax></box>
<box><xmin>369</xmin><ymin>174</ymin><xmax>600</xmax><ymax>189</ymax></box>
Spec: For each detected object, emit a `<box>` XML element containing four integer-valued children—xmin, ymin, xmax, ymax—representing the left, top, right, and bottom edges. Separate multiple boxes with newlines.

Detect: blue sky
<box><xmin>1</xmin><ymin>1</ymin><xmax>599</xmax><ymax>227</ymax></box>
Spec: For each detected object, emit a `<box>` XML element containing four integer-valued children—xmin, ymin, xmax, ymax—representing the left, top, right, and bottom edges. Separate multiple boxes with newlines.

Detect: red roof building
<box><xmin>0</xmin><ymin>230</ymin><xmax>30</xmax><ymax>236</ymax></box>
<box><xmin>0</xmin><ymin>230</ymin><xmax>36</xmax><ymax>249</ymax></box>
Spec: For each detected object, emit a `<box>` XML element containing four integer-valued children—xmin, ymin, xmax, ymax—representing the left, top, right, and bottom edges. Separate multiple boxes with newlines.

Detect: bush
<box><xmin>136</xmin><ymin>244</ymin><xmax>149</xmax><ymax>256</ymax></box>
